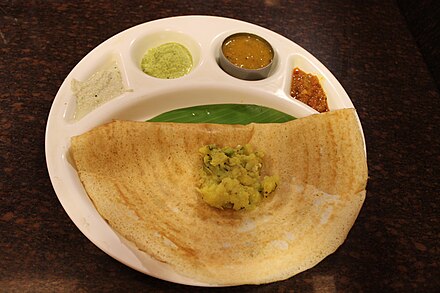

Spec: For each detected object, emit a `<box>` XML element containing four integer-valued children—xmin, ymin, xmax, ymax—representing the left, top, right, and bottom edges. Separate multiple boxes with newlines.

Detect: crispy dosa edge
<box><xmin>70</xmin><ymin>108</ymin><xmax>368</xmax><ymax>285</ymax></box>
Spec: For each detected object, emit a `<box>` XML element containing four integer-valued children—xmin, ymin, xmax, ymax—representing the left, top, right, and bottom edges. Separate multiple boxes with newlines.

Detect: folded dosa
<box><xmin>70</xmin><ymin>108</ymin><xmax>367</xmax><ymax>285</ymax></box>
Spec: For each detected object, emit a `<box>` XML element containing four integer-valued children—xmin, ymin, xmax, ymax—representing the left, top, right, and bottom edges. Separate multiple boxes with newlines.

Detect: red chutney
<box><xmin>290</xmin><ymin>68</ymin><xmax>329</xmax><ymax>113</ymax></box>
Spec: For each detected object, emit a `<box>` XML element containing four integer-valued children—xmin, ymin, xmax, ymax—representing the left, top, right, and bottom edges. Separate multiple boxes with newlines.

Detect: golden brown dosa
<box><xmin>70</xmin><ymin>108</ymin><xmax>368</xmax><ymax>285</ymax></box>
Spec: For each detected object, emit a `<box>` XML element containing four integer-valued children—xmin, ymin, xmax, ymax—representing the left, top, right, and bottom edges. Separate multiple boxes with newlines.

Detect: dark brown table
<box><xmin>1</xmin><ymin>1</ymin><xmax>439</xmax><ymax>292</ymax></box>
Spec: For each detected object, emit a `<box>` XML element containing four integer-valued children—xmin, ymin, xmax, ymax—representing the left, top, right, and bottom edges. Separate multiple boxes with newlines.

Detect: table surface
<box><xmin>1</xmin><ymin>1</ymin><xmax>439</xmax><ymax>292</ymax></box>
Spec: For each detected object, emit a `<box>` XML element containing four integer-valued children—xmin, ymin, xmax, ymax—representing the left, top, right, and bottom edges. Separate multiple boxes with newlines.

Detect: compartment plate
<box><xmin>45</xmin><ymin>15</ymin><xmax>361</xmax><ymax>286</ymax></box>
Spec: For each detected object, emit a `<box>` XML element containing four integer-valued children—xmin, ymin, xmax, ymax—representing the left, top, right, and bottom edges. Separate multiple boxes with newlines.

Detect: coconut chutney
<box><xmin>71</xmin><ymin>60</ymin><xmax>127</xmax><ymax>120</ymax></box>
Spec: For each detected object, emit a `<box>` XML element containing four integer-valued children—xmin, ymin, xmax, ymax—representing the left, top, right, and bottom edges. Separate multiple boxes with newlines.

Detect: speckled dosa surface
<box><xmin>1</xmin><ymin>1</ymin><xmax>439</xmax><ymax>292</ymax></box>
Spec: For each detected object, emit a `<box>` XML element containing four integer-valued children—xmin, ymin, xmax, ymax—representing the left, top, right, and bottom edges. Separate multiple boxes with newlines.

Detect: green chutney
<box><xmin>141</xmin><ymin>42</ymin><xmax>193</xmax><ymax>79</ymax></box>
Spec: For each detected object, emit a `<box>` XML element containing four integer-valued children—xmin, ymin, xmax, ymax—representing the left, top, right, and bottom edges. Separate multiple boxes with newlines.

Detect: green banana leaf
<box><xmin>147</xmin><ymin>104</ymin><xmax>295</xmax><ymax>124</ymax></box>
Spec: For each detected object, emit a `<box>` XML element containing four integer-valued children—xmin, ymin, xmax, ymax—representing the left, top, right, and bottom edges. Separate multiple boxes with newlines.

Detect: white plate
<box><xmin>45</xmin><ymin>15</ymin><xmax>360</xmax><ymax>286</ymax></box>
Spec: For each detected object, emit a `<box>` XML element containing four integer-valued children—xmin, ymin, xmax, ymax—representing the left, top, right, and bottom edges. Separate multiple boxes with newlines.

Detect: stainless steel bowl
<box><xmin>218</xmin><ymin>32</ymin><xmax>275</xmax><ymax>81</ymax></box>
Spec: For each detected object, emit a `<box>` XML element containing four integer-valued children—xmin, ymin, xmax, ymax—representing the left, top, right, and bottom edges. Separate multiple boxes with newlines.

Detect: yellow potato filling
<box><xmin>198</xmin><ymin>144</ymin><xmax>279</xmax><ymax>210</ymax></box>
